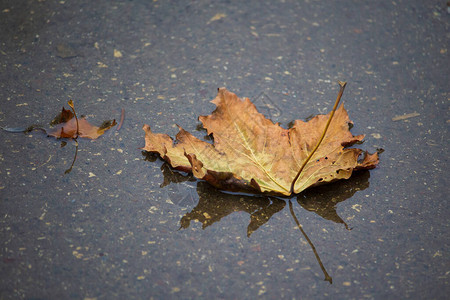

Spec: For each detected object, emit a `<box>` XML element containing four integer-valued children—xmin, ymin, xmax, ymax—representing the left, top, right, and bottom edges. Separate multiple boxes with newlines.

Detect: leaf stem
<box><xmin>289</xmin><ymin>81</ymin><xmax>347</xmax><ymax>195</ymax></box>
<box><xmin>67</xmin><ymin>100</ymin><xmax>79</xmax><ymax>138</ymax></box>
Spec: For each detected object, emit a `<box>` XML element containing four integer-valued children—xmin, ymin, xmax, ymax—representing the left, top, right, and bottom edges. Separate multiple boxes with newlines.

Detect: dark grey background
<box><xmin>0</xmin><ymin>0</ymin><xmax>448</xmax><ymax>299</ymax></box>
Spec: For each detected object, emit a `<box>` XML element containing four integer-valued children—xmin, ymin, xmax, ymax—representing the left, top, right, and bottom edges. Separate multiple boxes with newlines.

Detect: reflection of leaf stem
<box><xmin>67</xmin><ymin>100</ymin><xmax>79</xmax><ymax>138</ymax></box>
<box><xmin>64</xmin><ymin>139</ymin><xmax>78</xmax><ymax>174</ymax></box>
<box><xmin>290</xmin><ymin>81</ymin><xmax>347</xmax><ymax>194</ymax></box>
<box><xmin>289</xmin><ymin>200</ymin><xmax>332</xmax><ymax>284</ymax></box>
<box><xmin>1</xmin><ymin>125</ymin><xmax>46</xmax><ymax>133</ymax></box>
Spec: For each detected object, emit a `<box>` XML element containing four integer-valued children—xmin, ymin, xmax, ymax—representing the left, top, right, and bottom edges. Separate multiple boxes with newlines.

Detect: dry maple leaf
<box><xmin>142</xmin><ymin>87</ymin><xmax>379</xmax><ymax>196</ymax></box>
<box><xmin>47</xmin><ymin>101</ymin><xmax>116</xmax><ymax>139</ymax></box>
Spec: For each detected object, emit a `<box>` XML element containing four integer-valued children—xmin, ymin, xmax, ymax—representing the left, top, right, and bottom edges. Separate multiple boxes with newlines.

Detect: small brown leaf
<box><xmin>47</xmin><ymin>102</ymin><xmax>116</xmax><ymax>139</ymax></box>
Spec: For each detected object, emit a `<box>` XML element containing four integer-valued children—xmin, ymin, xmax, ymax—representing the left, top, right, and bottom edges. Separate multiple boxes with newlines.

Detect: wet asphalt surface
<box><xmin>0</xmin><ymin>0</ymin><xmax>449</xmax><ymax>299</ymax></box>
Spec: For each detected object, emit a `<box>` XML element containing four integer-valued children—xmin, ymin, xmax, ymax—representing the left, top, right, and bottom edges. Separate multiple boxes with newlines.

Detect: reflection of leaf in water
<box><xmin>289</xmin><ymin>201</ymin><xmax>332</xmax><ymax>283</ymax></box>
<box><xmin>159</xmin><ymin>163</ymin><xmax>198</xmax><ymax>207</ymax></box>
<box><xmin>180</xmin><ymin>182</ymin><xmax>285</xmax><ymax>237</ymax></box>
<box><xmin>142</xmin><ymin>152</ymin><xmax>196</xmax><ymax>189</ymax></box>
<box><xmin>142</xmin><ymin>151</ymin><xmax>160</xmax><ymax>163</ymax></box>
<box><xmin>297</xmin><ymin>171</ymin><xmax>371</xmax><ymax>229</ymax></box>
<box><xmin>159</xmin><ymin>162</ymin><xmax>195</xmax><ymax>189</ymax></box>
<box><xmin>150</xmin><ymin>153</ymin><xmax>373</xmax><ymax>283</ymax></box>
<box><xmin>142</xmin><ymin>152</ymin><xmax>199</xmax><ymax>207</ymax></box>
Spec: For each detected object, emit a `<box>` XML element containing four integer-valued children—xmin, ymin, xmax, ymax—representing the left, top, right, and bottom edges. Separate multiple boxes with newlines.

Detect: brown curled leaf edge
<box><xmin>141</xmin><ymin>87</ymin><xmax>379</xmax><ymax>197</ymax></box>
